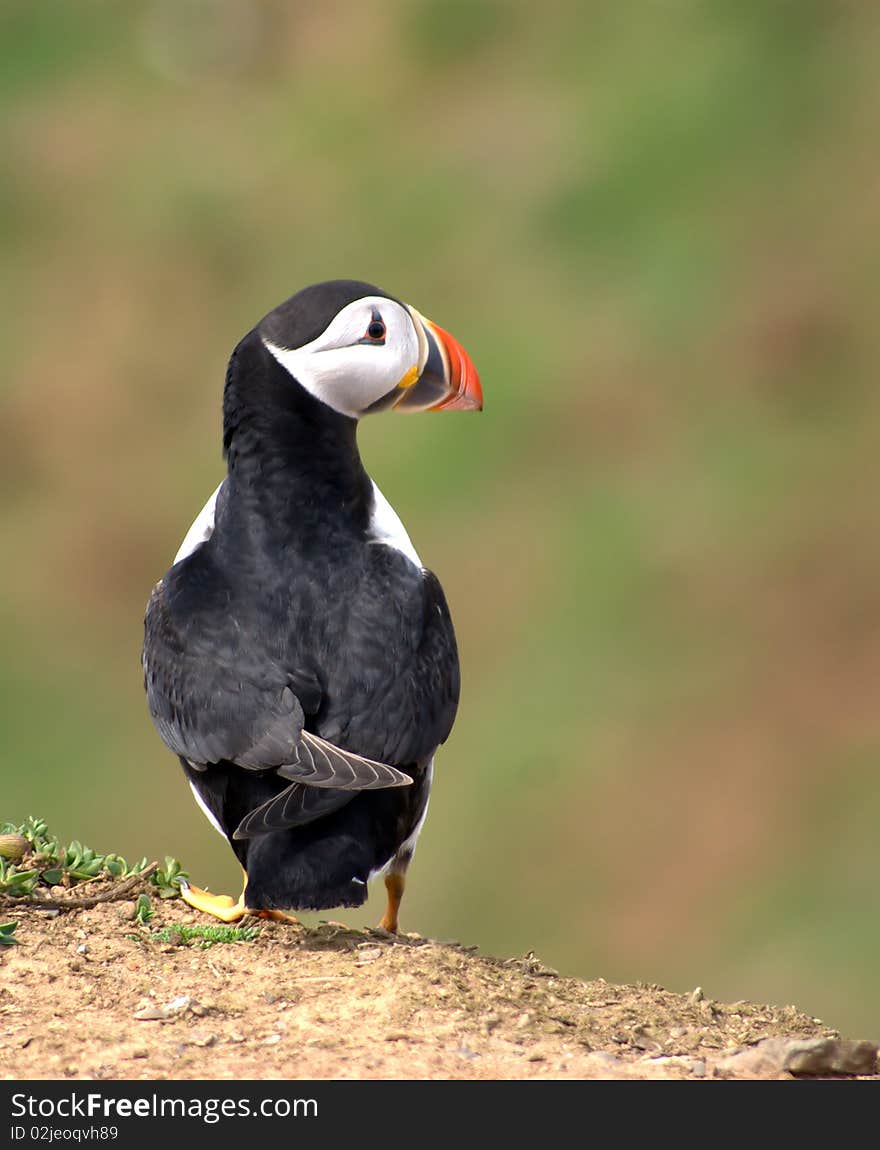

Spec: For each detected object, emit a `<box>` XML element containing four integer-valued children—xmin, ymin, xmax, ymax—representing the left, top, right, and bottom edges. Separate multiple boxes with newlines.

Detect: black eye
<box><xmin>357</xmin><ymin>309</ymin><xmax>387</xmax><ymax>346</ymax></box>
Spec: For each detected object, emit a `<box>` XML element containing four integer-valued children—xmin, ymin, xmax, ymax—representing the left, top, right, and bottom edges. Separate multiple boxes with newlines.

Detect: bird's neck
<box><xmin>219</xmin><ymin>332</ymin><xmax>372</xmax><ymax>546</ymax></box>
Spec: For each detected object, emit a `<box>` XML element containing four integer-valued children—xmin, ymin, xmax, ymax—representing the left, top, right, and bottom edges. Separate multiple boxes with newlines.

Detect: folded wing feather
<box><xmin>233</xmin><ymin>731</ymin><xmax>412</xmax><ymax>840</ymax></box>
<box><xmin>276</xmin><ymin>729</ymin><xmax>413</xmax><ymax>790</ymax></box>
<box><xmin>233</xmin><ymin>782</ymin><xmax>354</xmax><ymax>840</ymax></box>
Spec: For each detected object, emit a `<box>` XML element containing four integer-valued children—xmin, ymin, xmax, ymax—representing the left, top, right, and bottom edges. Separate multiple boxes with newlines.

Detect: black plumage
<box><xmin>142</xmin><ymin>281</ymin><xmax>479</xmax><ymax>925</ymax></box>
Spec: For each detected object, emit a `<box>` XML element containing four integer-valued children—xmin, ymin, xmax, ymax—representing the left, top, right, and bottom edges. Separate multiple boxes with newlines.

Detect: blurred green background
<box><xmin>3</xmin><ymin>0</ymin><xmax>880</xmax><ymax>1039</ymax></box>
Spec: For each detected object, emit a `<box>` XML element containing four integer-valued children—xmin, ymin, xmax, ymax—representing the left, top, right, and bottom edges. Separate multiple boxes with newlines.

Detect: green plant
<box><xmin>146</xmin><ymin>923</ymin><xmax>260</xmax><ymax>949</ymax></box>
<box><xmin>152</xmin><ymin>856</ymin><xmax>189</xmax><ymax>899</ymax></box>
<box><xmin>133</xmin><ymin>893</ymin><xmax>154</xmax><ymax>925</ymax></box>
<box><xmin>0</xmin><ymin>817</ymin><xmax>185</xmax><ymax>901</ymax></box>
<box><xmin>0</xmin><ymin>922</ymin><xmax>18</xmax><ymax>947</ymax></box>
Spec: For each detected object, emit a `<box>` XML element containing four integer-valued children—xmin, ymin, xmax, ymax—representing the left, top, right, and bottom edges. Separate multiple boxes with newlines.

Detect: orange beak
<box><xmin>393</xmin><ymin>314</ymin><xmax>483</xmax><ymax>413</ymax></box>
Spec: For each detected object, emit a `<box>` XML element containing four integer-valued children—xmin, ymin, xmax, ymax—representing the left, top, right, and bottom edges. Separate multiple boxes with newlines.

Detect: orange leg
<box><xmin>379</xmin><ymin>872</ymin><xmax>405</xmax><ymax>933</ymax></box>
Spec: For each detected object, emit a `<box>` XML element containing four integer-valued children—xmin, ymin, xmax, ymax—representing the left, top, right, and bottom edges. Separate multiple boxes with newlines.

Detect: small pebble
<box><xmin>133</xmin><ymin>1006</ymin><xmax>169</xmax><ymax>1021</ymax></box>
<box><xmin>354</xmin><ymin>946</ymin><xmax>382</xmax><ymax>965</ymax></box>
<box><xmin>164</xmin><ymin>996</ymin><xmax>191</xmax><ymax>1015</ymax></box>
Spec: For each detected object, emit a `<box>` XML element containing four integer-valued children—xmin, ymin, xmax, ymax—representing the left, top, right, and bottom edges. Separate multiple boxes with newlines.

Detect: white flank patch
<box><xmin>174</xmin><ymin>482</ymin><xmax>222</xmax><ymax>564</ymax></box>
<box><xmin>367</xmin><ymin>481</ymin><xmax>422</xmax><ymax>568</ymax></box>
<box><xmin>369</xmin><ymin>757</ymin><xmax>434</xmax><ymax>881</ymax></box>
<box><xmin>188</xmin><ymin>779</ymin><xmax>227</xmax><ymax>839</ymax></box>
<box><xmin>396</xmin><ymin>757</ymin><xmax>434</xmax><ymax>859</ymax></box>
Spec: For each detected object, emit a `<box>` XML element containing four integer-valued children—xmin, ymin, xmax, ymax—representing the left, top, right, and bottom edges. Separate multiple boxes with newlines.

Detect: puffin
<box><xmin>142</xmin><ymin>280</ymin><xmax>481</xmax><ymax>931</ymax></box>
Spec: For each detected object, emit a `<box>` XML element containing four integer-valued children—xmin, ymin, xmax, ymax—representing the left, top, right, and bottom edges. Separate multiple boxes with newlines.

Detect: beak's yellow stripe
<box><xmin>396</xmin><ymin>364</ymin><xmax>420</xmax><ymax>390</ymax></box>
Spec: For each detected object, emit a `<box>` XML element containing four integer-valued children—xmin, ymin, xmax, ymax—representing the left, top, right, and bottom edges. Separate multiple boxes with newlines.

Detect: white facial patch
<box><xmin>263</xmin><ymin>297</ymin><xmax>425</xmax><ymax>419</ymax></box>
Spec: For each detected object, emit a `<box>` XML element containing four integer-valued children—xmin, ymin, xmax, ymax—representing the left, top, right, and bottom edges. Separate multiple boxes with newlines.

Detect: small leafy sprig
<box><xmin>0</xmin><ymin>818</ymin><xmax>187</xmax><ymax>901</ymax></box>
<box><xmin>152</xmin><ymin>857</ymin><xmax>189</xmax><ymax>899</ymax></box>
<box><xmin>143</xmin><ymin>923</ymin><xmax>260</xmax><ymax>949</ymax></box>
<box><xmin>133</xmin><ymin>894</ymin><xmax>154</xmax><ymax>925</ymax></box>
<box><xmin>0</xmin><ymin>922</ymin><xmax>18</xmax><ymax>947</ymax></box>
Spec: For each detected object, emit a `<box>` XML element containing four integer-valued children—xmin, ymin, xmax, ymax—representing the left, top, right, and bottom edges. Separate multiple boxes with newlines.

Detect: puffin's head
<box><xmin>257</xmin><ymin>279</ymin><xmax>482</xmax><ymax>420</ymax></box>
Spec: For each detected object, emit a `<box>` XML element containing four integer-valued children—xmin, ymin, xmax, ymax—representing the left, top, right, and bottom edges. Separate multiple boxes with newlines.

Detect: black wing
<box><xmin>323</xmin><ymin>561</ymin><xmax>461</xmax><ymax>767</ymax></box>
<box><xmin>144</xmin><ymin>565</ymin><xmax>303</xmax><ymax>769</ymax></box>
<box><xmin>142</xmin><ymin>548</ymin><xmax>411</xmax><ymax>791</ymax></box>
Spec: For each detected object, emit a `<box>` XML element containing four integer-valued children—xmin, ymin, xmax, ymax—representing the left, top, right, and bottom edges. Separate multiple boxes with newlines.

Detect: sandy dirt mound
<box><xmin>1</xmin><ymin>892</ymin><xmax>876</xmax><ymax>1081</ymax></box>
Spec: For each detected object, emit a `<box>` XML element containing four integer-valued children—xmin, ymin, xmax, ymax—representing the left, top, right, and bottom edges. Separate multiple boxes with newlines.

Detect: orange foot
<box><xmin>180</xmin><ymin>881</ymin><xmax>247</xmax><ymax>923</ymax></box>
<box><xmin>255</xmin><ymin>908</ymin><xmax>299</xmax><ymax>924</ymax></box>
<box><xmin>180</xmin><ymin>881</ymin><xmax>298</xmax><ymax>924</ymax></box>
